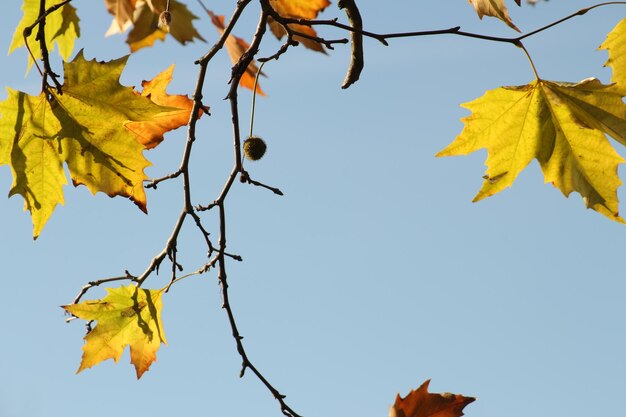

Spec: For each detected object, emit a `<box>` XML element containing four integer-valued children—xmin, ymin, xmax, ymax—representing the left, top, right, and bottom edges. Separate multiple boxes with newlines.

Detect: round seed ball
<box><xmin>243</xmin><ymin>136</ymin><xmax>267</xmax><ymax>161</ymax></box>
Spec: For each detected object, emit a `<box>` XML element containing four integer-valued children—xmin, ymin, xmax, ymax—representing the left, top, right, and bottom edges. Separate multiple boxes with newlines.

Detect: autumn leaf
<box><xmin>126</xmin><ymin>65</ymin><xmax>205</xmax><ymax>149</ymax></box>
<box><xmin>9</xmin><ymin>0</ymin><xmax>80</xmax><ymax>70</ymax></box>
<box><xmin>599</xmin><ymin>18</ymin><xmax>626</xmax><ymax>89</ymax></box>
<box><xmin>270</xmin><ymin>0</ymin><xmax>331</xmax><ymax>19</ymax></box>
<box><xmin>63</xmin><ymin>285</ymin><xmax>167</xmax><ymax>379</ymax></box>
<box><xmin>204</xmin><ymin>9</ymin><xmax>265</xmax><ymax>95</ymax></box>
<box><xmin>0</xmin><ymin>51</ymin><xmax>183</xmax><ymax>237</ymax></box>
<box><xmin>104</xmin><ymin>0</ymin><xmax>138</xmax><ymax>34</ymax></box>
<box><xmin>437</xmin><ymin>77</ymin><xmax>626</xmax><ymax>222</ymax></box>
<box><xmin>125</xmin><ymin>0</ymin><xmax>205</xmax><ymax>52</ymax></box>
<box><xmin>268</xmin><ymin>18</ymin><xmax>326</xmax><ymax>53</ymax></box>
<box><xmin>468</xmin><ymin>0</ymin><xmax>521</xmax><ymax>32</ymax></box>
<box><xmin>389</xmin><ymin>380</ymin><xmax>475</xmax><ymax>417</ymax></box>
<box><xmin>268</xmin><ymin>0</ymin><xmax>330</xmax><ymax>52</ymax></box>
<box><xmin>126</xmin><ymin>4</ymin><xmax>168</xmax><ymax>52</ymax></box>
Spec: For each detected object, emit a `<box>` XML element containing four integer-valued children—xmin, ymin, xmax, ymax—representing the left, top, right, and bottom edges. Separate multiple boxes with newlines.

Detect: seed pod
<box><xmin>243</xmin><ymin>136</ymin><xmax>267</xmax><ymax>161</ymax></box>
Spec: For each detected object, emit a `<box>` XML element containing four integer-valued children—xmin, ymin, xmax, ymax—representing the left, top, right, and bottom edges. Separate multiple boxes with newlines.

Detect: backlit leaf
<box><xmin>599</xmin><ymin>18</ymin><xmax>626</xmax><ymax>89</ymax></box>
<box><xmin>269</xmin><ymin>0</ymin><xmax>331</xmax><ymax>19</ymax></box>
<box><xmin>389</xmin><ymin>380</ymin><xmax>475</xmax><ymax>417</ymax></box>
<box><xmin>63</xmin><ymin>285</ymin><xmax>167</xmax><ymax>379</ymax></box>
<box><xmin>467</xmin><ymin>0</ymin><xmax>521</xmax><ymax>32</ymax></box>
<box><xmin>268</xmin><ymin>17</ymin><xmax>326</xmax><ymax>53</ymax></box>
<box><xmin>437</xmin><ymin>78</ymin><xmax>626</xmax><ymax>222</ymax></box>
<box><xmin>126</xmin><ymin>0</ymin><xmax>205</xmax><ymax>52</ymax></box>
<box><xmin>126</xmin><ymin>65</ymin><xmax>207</xmax><ymax>149</ymax></box>
<box><xmin>268</xmin><ymin>0</ymin><xmax>330</xmax><ymax>52</ymax></box>
<box><xmin>104</xmin><ymin>0</ymin><xmax>138</xmax><ymax>34</ymax></box>
<box><xmin>205</xmin><ymin>10</ymin><xmax>265</xmax><ymax>95</ymax></box>
<box><xmin>0</xmin><ymin>51</ymin><xmax>184</xmax><ymax>237</ymax></box>
<box><xmin>9</xmin><ymin>0</ymin><xmax>80</xmax><ymax>70</ymax></box>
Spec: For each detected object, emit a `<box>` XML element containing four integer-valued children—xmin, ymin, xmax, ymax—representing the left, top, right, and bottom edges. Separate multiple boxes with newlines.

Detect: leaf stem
<box><xmin>248</xmin><ymin>60</ymin><xmax>267</xmax><ymax>138</ymax></box>
<box><xmin>517</xmin><ymin>41</ymin><xmax>540</xmax><ymax>80</ymax></box>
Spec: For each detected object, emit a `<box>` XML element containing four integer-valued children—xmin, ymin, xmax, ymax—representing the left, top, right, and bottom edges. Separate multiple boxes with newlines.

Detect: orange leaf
<box><xmin>104</xmin><ymin>0</ymin><xmax>138</xmax><ymax>34</ymax></box>
<box><xmin>267</xmin><ymin>0</ymin><xmax>329</xmax><ymax>52</ymax></box>
<box><xmin>205</xmin><ymin>10</ymin><xmax>265</xmax><ymax>95</ymax></box>
<box><xmin>268</xmin><ymin>17</ymin><xmax>326</xmax><ymax>53</ymax></box>
<box><xmin>269</xmin><ymin>0</ymin><xmax>330</xmax><ymax>19</ymax></box>
<box><xmin>126</xmin><ymin>65</ymin><xmax>206</xmax><ymax>149</ymax></box>
<box><xmin>0</xmin><ymin>52</ymin><xmax>184</xmax><ymax>237</ymax></box>
<box><xmin>389</xmin><ymin>380</ymin><xmax>475</xmax><ymax>417</ymax></box>
<box><xmin>125</xmin><ymin>0</ymin><xmax>205</xmax><ymax>52</ymax></box>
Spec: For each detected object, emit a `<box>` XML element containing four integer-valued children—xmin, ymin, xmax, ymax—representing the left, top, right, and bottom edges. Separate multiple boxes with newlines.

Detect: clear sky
<box><xmin>1</xmin><ymin>1</ymin><xmax>625</xmax><ymax>416</ymax></box>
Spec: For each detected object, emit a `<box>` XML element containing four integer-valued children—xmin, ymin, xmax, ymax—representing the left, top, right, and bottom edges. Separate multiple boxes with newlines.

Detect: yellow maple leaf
<box><xmin>126</xmin><ymin>0</ymin><xmax>205</xmax><ymax>52</ymax></box>
<box><xmin>9</xmin><ymin>0</ymin><xmax>80</xmax><ymax>70</ymax></box>
<box><xmin>437</xmin><ymin>77</ymin><xmax>626</xmax><ymax>222</ymax></box>
<box><xmin>0</xmin><ymin>51</ymin><xmax>184</xmax><ymax>238</ymax></box>
<box><xmin>600</xmin><ymin>18</ymin><xmax>626</xmax><ymax>89</ymax></box>
<box><xmin>63</xmin><ymin>285</ymin><xmax>167</xmax><ymax>379</ymax></box>
<box><xmin>467</xmin><ymin>0</ymin><xmax>521</xmax><ymax>32</ymax></box>
<box><xmin>204</xmin><ymin>10</ymin><xmax>266</xmax><ymax>95</ymax></box>
<box><xmin>268</xmin><ymin>0</ymin><xmax>330</xmax><ymax>52</ymax></box>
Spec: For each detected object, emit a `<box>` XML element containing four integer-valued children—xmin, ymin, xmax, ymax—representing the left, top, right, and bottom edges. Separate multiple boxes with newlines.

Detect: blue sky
<box><xmin>1</xmin><ymin>1</ymin><xmax>625</xmax><ymax>416</ymax></box>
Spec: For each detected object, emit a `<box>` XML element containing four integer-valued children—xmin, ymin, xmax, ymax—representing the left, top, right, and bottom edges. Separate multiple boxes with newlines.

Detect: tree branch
<box><xmin>28</xmin><ymin>0</ymin><xmax>71</xmax><ymax>92</ymax></box>
<box><xmin>63</xmin><ymin>2</ymin><xmax>626</xmax><ymax>416</ymax></box>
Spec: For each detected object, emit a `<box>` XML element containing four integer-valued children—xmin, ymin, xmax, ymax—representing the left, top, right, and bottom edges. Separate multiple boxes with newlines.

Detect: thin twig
<box><xmin>212</xmin><ymin>7</ymin><xmax>302</xmax><ymax>416</ymax></box>
<box><xmin>240</xmin><ymin>171</ymin><xmax>284</xmax><ymax>196</ymax></box>
<box><xmin>71</xmin><ymin>272</ymin><xmax>137</xmax><ymax>305</ymax></box>
<box><xmin>66</xmin><ymin>2</ymin><xmax>626</xmax><ymax>416</ymax></box>
<box><xmin>145</xmin><ymin>170</ymin><xmax>183</xmax><ymax>189</ymax></box>
<box><xmin>267</xmin><ymin>2</ymin><xmax>626</xmax><ymax>48</ymax></box>
<box><xmin>31</xmin><ymin>0</ymin><xmax>71</xmax><ymax>92</ymax></box>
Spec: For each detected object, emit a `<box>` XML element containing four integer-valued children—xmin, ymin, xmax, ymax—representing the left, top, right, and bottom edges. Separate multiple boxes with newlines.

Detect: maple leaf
<box><xmin>389</xmin><ymin>380</ymin><xmax>475</xmax><ymax>417</ymax></box>
<box><xmin>125</xmin><ymin>0</ymin><xmax>205</xmax><ymax>52</ymax></box>
<box><xmin>468</xmin><ymin>0</ymin><xmax>521</xmax><ymax>32</ymax></box>
<box><xmin>268</xmin><ymin>0</ymin><xmax>330</xmax><ymax>52</ymax></box>
<box><xmin>204</xmin><ymin>9</ymin><xmax>265</xmax><ymax>96</ymax></box>
<box><xmin>270</xmin><ymin>0</ymin><xmax>331</xmax><ymax>19</ymax></box>
<box><xmin>63</xmin><ymin>285</ymin><xmax>167</xmax><ymax>379</ymax></box>
<box><xmin>126</xmin><ymin>65</ymin><xmax>205</xmax><ymax>149</ymax></box>
<box><xmin>9</xmin><ymin>0</ymin><xmax>80</xmax><ymax>70</ymax></box>
<box><xmin>599</xmin><ymin>18</ymin><xmax>626</xmax><ymax>89</ymax></box>
<box><xmin>104</xmin><ymin>0</ymin><xmax>138</xmax><ymax>35</ymax></box>
<box><xmin>0</xmin><ymin>51</ymin><xmax>182</xmax><ymax>237</ymax></box>
<box><xmin>437</xmin><ymin>77</ymin><xmax>626</xmax><ymax>222</ymax></box>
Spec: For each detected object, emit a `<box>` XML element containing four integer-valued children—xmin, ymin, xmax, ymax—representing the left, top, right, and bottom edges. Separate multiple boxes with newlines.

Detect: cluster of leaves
<box><xmin>0</xmin><ymin>52</ymin><xmax>201</xmax><ymax>237</ymax></box>
<box><xmin>1</xmin><ymin>0</ymin><xmax>626</xmax><ymax>416</ymax></box>
<box><xmin>5</xmin><ymin>0</ymin><xmax>626</xmax><ymax>238</ymax></box>
<box><xmin>104</xmin><ymin>0</ymin><xmax>204</xmax><ymax>51</ymax></box>
<box><xmin>2</xmin><ymin>0</ymin><xmax>335</xmax><ymax>238</ymax></box>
